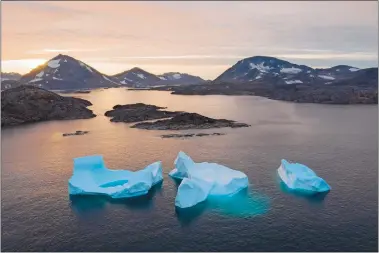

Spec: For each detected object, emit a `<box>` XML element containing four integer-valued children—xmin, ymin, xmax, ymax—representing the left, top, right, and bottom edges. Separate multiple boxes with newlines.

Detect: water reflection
<box><xmin>175</xmin><ymin>187</ymin><xmax>270</xmax><ymax>226</ymax></box>
<box><xmin>69</xmin><ymin>182</ymin><xmax>163</xmax><ymax>216</ymax></box>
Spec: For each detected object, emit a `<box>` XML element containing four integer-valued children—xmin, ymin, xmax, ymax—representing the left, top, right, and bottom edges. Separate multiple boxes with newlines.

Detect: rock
<box><xmin>104</xmin><ymin>103</ymin><xmax>181</xmax><ymax>123</ymax></box>
<box><xmin>73</xmin><ymin>90</ymin><xmax>91</xmax><ymax>94</ymax></box>
<box><xmin>212</xmin><ymin>132</ymin><xmax>225</xmax><ymax>136</ymax></box>
<box><xmin>1</xmin><ymin>85</ymin><xmax>96</xmax><ymax>127</ymax></box>
<box><xmin>131</xmin><ymin>112</ymin><xmax>250</xmax><ymax>130</ymax></box>
<box><xmin>62</xmin><ymin>130</ymin><xmax>89</xmax><ymax>137</ymax></box>
<box><xmin>195</xmin><ymin>133</ymin><xmax>210</xmax><ymax>137</ymax></box>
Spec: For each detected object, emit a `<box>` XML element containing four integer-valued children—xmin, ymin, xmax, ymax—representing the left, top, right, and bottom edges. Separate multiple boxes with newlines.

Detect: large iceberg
<box><xmin>278</xmin><ymin>159</ymin><xmax>331</xmax><ymax>194</ymax></box>
<box><xmin>68</xmin><ymin>155</ymin><xmax>163</xmax><ymax>198</ymax></box>
<box><xmin>170</xmin><ymin>151</ymin><xmax>249</xmax><ymax>208</ymax></box>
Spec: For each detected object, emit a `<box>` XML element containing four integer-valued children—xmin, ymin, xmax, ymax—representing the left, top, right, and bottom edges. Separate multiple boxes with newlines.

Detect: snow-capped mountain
<box><xmin>112</xmin><ymin>69</ymin><xmax>206</xmax><ymax>87</ymax></box>
<box><xmin>156</xmin><ymin>72</ymin><xmax>206</xmax><ymax>85</ymax></box>
<box><xmin>20</xmin><ymin>54</ymin><xmax>121</xmax><ymax>90</ymax></box>
<box><xmin>112</xmin><ymin>67</ymin><xmax>161</xmax><ymax>87</ymax></box>
<box><xmin>214</xmin><ymin>56</ymin><xmax>366</xmax><ymax>85</ymax></box>
<box><xmin>1</xmin><ymin>72</ymin><xmax>22</xmax><ymax>81</ymax></box>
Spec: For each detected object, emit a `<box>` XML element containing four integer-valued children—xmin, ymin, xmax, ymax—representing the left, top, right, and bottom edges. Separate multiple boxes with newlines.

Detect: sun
<box><xmin>23</xmin><ymin>58</ymin><xmax>47</xmax><ymax>69</ymax></box>
<box><xmin>1</xmin><ymin>58</ymin><xmax>47</xmax><ymax>74</ymax></box>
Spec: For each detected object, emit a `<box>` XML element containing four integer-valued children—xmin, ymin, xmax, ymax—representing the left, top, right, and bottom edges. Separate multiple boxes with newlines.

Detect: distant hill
<box><xmin>1</xmin><ymin>72</ymin><xmax>22</xmax><ymax>81</ymax></box>
<box><xmin>156</xmin><ymin>72</ymin><xmax>206</xmax><ymax>86</ymax></box>
<box><xmin>20</xmin><ymin>54</ymin><xmax>121</xmax><ymax>90</ymax></box>
<box><xmin>111</xmin><ymin>69</ymin><xmax>206</xmax><ymax>87</ymax></box>
<box><xmin>112</xmin><ymin>67</ymin><xmax>161</xmax><ymax>87</ymax></box>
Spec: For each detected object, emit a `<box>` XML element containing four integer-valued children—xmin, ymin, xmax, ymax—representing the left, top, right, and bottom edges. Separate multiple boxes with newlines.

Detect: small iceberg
<box><xmin>278</xmin><ymin>159</ymin><xmax>331</xmax><ymax>194</ymax></box>
<box><xmin>170</xmin><ymin>151</ymin><xmax>249</xmax><ymax>208</ymax></box>
<box><xmin>68</xmin><ymin>155</ymin><xmax>163</xmax><ymax>198</ymax></box>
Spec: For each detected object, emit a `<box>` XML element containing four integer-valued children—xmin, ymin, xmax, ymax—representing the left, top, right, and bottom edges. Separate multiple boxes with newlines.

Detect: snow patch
<box><xmin>29</xmin><ymin>78</ymin><xmax>43</xmax><ymax>83</ymax></box>
<box><xmin>318</xmin><ymin>75</ymin><xmax>335</xmax><ymax>80</ymax></box>
<box><xmin>47</xmin><ymin>59</ymin><xmax>61</xmax><ymax>68</ymax></box>
<box><xmin>249</xmin><ymin>62</ymin><xmax>272</xmax><ymax>73</ymax></box>
<box><xmin>349</xmin><ymin>68</ymin><xmax>359</xmax><ymax>72</ymax></box>
<box><xmin>36</xmin><ymin>71</ymin><xmax>44</xmax><ymax>78</ymax></box>
<box><xmin>173</xmin><ymin>73</ymin><xmax>181</xmax><ymax>79</ymax></box>
<box><xmin>159</xmin><ymin>76</ymin><xmax>167</xmax><ymax>80</ymax></box>
<box><xmin>280</xmin><ymin>67</ymin><xmax>302</xmax><ymax>74</ymax></box>
<box><xmin>120</xmin><ymin>80</ymin><xmax>128</xmax><ymax>84</ymax></box>
<box><xmin>285</xmin><ymin>80</ymin><xmax>303</xmax><ymax>84</ymax></box>
<box><xmin>103</xmin><ymin>75</ymin><xmax>120</xmax><ymax>85</ymax></box>
<box><xmin>136</xmin><ymin>73</ymin><xmax>146</xmax><ymax>79</ymax></box>
<box><xmin>53</xmin><ymin>77</ymin><xmax>63</xmax><ymax>80</ymax></box>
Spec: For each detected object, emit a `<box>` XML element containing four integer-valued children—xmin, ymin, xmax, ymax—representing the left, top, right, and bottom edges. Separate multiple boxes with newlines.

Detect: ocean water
<box><xmin>1</xmin><ymin>89</ymin><xmax>378</xmax><ymax>252</ymax></box>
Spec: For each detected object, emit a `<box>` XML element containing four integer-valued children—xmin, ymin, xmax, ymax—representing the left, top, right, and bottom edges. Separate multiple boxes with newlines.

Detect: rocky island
<box><xmin>1</xmin><ymin>85</ymin><xmax>96</xmax><ymax>127</ymax></box>
<box><xmin>105</xmin><ymin>103</ymin><xmax>250</xmax><ymax>131</ymax></box>
<box><xmin>131</xmin><ymin>112</ymin><xmax>250</xmax><ymax>130</ymax></box>
<box><xmin>105</xmin><ymin>103</ymin><xmax>181</xmax><ymax>122</ymax></box>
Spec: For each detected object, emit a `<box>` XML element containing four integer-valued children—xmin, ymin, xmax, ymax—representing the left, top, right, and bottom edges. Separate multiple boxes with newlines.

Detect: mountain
<box><xmin>112</xmin><ymin>67</ymin><xmax>161</xmax><ymax>87</ymax></box>
<box><xmin>214</xmin><ymin>56</ymin><xmax>368</xmax><ymax>86</ymax></box>
<box><xmin>1</xmin><ymin>72</ymin><xmax>22</xmax><ymax>81</ymax></box>
<box><xmin>156</xmin><ymin>72</ymin><xmax>206</xmax><ymax>85</ymax></box>
<box><xmin>112</xmin><ymin>69</ymin><xmax>206</xmax><ymax>87</ymax></box>
<box><xmin>20</xmin><ymin>54</ymin><xmax>121</xmax><ymax>90</ymax></box>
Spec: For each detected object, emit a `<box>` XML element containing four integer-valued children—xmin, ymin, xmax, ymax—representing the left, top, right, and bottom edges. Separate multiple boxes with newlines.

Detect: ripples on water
<box><xmin>2</xmin><ymin>89</ymin><xmax>378</xmax><ymax>251</ymax></box>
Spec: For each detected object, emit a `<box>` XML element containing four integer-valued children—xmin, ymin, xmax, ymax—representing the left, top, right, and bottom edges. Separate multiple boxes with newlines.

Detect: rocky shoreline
<box><xmin>1</xmin><ymin>86</ymin><xmax>96</xmax><ymax>127</ymax></box>
<box><xmin>131</xmin><ymin>112</ymin><xmax>250</xmax><ymax>130</ymax></box>
<box><xmin>144</xmin><ymin>80</ymin><xmax>378</xmax><ymax>105</ymax></box>
<box><xmin>161</xmin><ymin>132</ymin><xmax>225</xmax><ymax>138</ymax></box>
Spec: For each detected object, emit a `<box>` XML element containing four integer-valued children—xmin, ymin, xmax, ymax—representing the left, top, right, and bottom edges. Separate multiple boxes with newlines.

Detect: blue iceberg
<box><xmin>68</xmin><ymin>155</ymin><xmax>163</xmax><ymax>198</ymax></box>
<box><xmin>170</xmin><ymin>151</ymin><xmax>249</xmax><ymax>208</ymax></box>
<box><xmin>278</xmin><ymin>159</ymin><xmax>331</xmax><ymax>194</ymax></box>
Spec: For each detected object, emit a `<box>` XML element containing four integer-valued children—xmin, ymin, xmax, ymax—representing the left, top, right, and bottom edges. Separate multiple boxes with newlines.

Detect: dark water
<box><xmin>2</xmin><ymin>89</ymin><xmax>378</xmax><ymax>252</ymax></box>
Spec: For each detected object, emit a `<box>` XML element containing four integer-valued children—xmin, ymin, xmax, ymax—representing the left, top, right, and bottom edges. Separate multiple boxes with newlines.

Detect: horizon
<box><xmin>2</xmin><ymin>1</ymin><xmax>378</xmax><ymax>79</ymax></box>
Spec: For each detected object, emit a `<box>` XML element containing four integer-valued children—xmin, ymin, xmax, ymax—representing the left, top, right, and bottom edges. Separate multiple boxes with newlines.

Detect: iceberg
<box><xmin>278</xmin><ymin>159</ymin><xmax>331</xmax><ymax>194</ymax></box>
<box><xmin>170</xmin><ymin>151</ymin><xmax>249</xmax><ymax>208</ymax></box>
<box><xmin>68</xmin><ymin>155</ymin><xmax>163</xmax><ymax>198</ymax></box>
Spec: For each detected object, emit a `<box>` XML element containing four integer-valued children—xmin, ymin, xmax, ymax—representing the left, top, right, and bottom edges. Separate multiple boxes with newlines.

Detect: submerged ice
<box><xmin>170</xmin><ymin>151</ymin><xmax>249</xmax><ymax>208</ymax></box>
<box><xmin>68</xmin><ymin>155</ymin><xmax>163</xmax><ymax>198</ymax></box>
<box><xmin>278</xmin><ymin>159</ymin><xmax>331</xmax><ymax>193</ymax></box>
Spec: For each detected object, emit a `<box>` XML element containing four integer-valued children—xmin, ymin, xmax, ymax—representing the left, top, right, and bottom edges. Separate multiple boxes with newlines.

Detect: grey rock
<box><xmin>1</xmin><ymin>85</ymin><xmax>96</xmax><ymax>127</ymax></box>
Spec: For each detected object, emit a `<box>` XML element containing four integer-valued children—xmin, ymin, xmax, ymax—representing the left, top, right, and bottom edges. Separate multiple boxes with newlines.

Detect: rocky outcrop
<box><xmin>63</xmin><ymin>130</ymin><xmax>89</xmax><ymax>137</ymax></box>
<box><xmin>131</xmin><ymin>112</ymin><xmax>250</xmax><ymax>130</ymax></box>
<box><xmin>1</xmin><ymin>85</ymin><xmax>96</xmax><ymax>127</ymax></box>
<box><xmin>104</xmin><ymin>103</ymin><xmax>181</xmax><ymax>123</ymax></box>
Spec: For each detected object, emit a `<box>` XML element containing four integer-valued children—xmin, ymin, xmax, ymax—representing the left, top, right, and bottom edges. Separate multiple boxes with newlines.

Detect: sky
<box><xmin>1</xmin><ymin>1</ymin><xmax>378</xmax><ymax>79</ymax></box>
